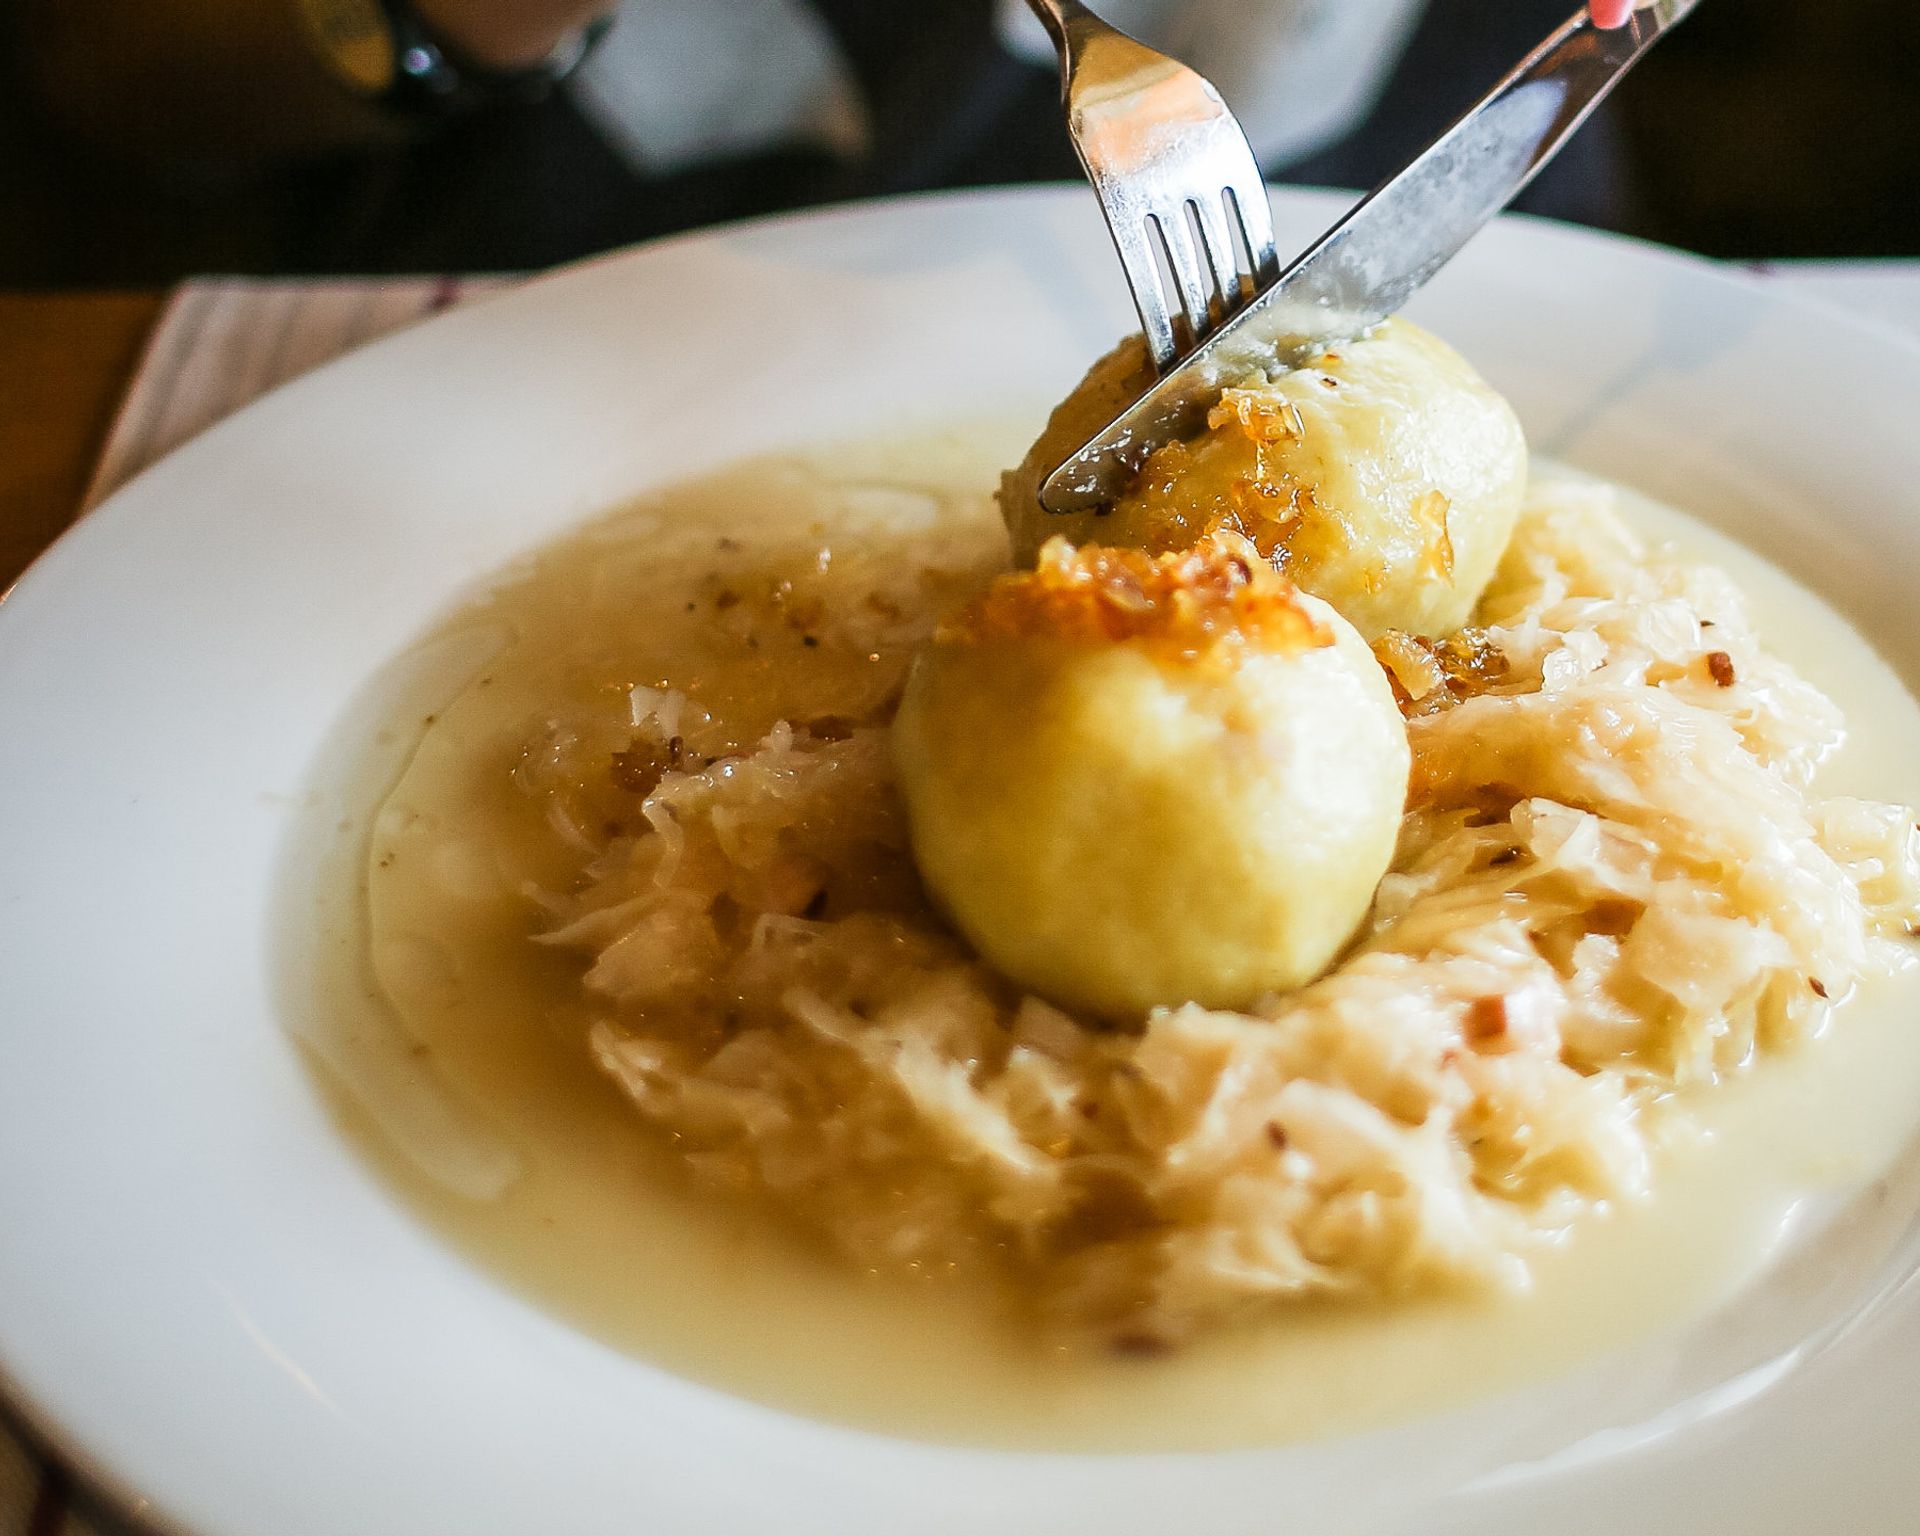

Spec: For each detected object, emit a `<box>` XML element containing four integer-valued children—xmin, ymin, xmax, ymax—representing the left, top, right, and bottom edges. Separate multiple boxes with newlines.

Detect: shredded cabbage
<box><xmin>529</xmin><ymin>482</ymin><xmax>1920</xmax><ymax>1346</ymax></box>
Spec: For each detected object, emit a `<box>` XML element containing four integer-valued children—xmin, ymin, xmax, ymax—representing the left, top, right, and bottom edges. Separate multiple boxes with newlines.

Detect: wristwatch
<box><xmin>297</xmin><ymin>0</ymin><xmax>609</xmax><ymax>119</ymax></box>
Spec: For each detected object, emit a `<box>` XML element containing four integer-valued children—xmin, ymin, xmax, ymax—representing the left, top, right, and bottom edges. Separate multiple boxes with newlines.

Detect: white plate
<box><xmin>4</xmin><ymin>187</ymin><xmax>1920</xmax><ymax>1536</ymax></box>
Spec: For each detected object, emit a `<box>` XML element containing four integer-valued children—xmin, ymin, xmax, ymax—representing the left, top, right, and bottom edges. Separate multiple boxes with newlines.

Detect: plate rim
<box><xmin>6</xmin><ymin>182</ymin><xmax>1920</xmax><ymax>1536</ymax></box>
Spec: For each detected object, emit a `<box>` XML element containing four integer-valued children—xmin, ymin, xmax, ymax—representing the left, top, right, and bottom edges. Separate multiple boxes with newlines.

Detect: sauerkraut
<box><xmin>525</xmin><ymin>477</ymin><xmax>1920</xmax><ymax>1347</ymax></box>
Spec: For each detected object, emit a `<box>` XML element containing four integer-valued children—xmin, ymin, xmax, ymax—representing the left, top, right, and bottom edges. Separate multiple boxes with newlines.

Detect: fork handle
<box><xmin>1023</xmin><ymin>0</ymin><xmax>1102</xmax><ymax>70</ymax></box>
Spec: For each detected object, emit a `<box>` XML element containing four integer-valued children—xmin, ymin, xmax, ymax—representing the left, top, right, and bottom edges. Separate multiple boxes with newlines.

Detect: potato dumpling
<box><xmin>1001</xmin><ymin>319</ymin><xmax>1527</xmax><ymax>640</ymax></box>
<box><xmin>891</xmin><ymin>536</ymin><xmax>1410</xmax><ymax>1016</ymax></box>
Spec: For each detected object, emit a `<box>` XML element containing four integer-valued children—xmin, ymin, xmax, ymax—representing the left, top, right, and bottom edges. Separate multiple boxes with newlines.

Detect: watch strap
<box><xmin>379</xmin><ymin>1</ymin><xmax>608</xmax><ymax>115</ymax></box>
<box><xmin>296</xmin><ymin>0</ymin><xmax>607</xmax><ymax>120</ymax></box>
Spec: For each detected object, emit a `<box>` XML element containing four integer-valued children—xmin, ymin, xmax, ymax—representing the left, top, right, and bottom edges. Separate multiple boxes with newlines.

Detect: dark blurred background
<box><xmin>2</xmin><ymin>0</ymin><xmax>1917</xmax><ymax>288</ymax></box>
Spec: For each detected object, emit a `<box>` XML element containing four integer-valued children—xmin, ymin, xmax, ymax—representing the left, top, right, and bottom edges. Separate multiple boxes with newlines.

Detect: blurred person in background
<box><xmin>2</xmin><ymin>0</ymin><xmax>1915</xmax><ymax>285</ymax></box>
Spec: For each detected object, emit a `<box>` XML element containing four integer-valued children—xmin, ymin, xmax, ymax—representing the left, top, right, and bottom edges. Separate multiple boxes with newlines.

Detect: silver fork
<box><xmin>1026</xmin><ymin>0</ymin><xmax>1280</xmax><ymax>372</ymax></box>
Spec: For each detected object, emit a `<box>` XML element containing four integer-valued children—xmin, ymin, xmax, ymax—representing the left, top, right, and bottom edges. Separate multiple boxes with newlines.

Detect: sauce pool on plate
<box><xmin>279</xmin><ymin>429</ymin><xmax>1920</xmax><ymax>1452</ymax></box>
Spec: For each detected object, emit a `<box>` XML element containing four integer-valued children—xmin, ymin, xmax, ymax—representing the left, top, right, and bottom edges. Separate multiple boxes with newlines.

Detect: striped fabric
<box><xmin>80</xmin><ymin>274</ymin><xmax>517</xmax><ymax>515</ymax></box>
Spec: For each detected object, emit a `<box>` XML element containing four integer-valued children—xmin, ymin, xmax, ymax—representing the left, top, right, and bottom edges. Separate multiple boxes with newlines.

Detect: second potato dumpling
<box><xmin>1000</xmin><ymin>319</ymin><xmax>1527</xmax><ymax>640</ymax></box>
<box><xmin>891</xmin><ymin>535</ymin><xmax>1410</xmax><ymax>1017</ymax></box>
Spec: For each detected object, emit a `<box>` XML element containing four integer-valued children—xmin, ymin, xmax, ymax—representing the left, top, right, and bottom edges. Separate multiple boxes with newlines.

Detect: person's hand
<box><xmin>410</xmin><ymin>0</ymin><xmax>618</xmax><ymax>70</ymax></box>
<box><xmin>1589</xmin><ymin>0</ymin><xmax>1635</xmax><ymax>27</ymax></box>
